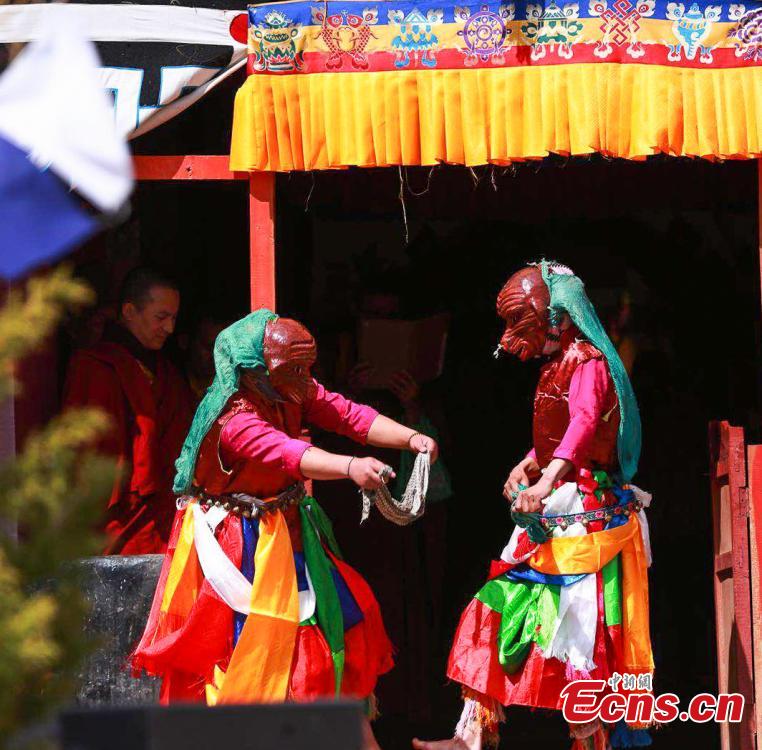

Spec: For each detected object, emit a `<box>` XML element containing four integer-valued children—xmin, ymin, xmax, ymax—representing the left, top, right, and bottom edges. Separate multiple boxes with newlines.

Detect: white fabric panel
<box><xmin>300</xmin><ymin>564</ymin><xmax>317</xmax><ymax>623</ymax></box>
<box><xmin>192</xmin><ymin>503</ymin><xmax>252</xmax><ymax>615</ymax></box>
<box><xmin>204</xmin><ymin>504</ymin><xmax>228</xmax><ymax>532</ymax></box>
<box><xmin>542</xmin><ymin>484</ymin><xmax>598</xmax><ymax>672</ymax></box>
<box><xmin>191</xmin><ymin>503</ymin><xmax>316</xmax><ymax>621</ymax></box>
<box><xmin>630</xmin><ymin>484</ymin><xmax>654</xmax><ymax>567</ymax></box>
<box><xmin>545</xmin><ymin>573</ymin><xmax>597</xmax><ymax>672</ymax></box>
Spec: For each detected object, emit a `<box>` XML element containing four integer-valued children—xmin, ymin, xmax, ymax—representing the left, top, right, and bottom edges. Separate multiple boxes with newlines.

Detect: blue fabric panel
<box><xmin>507</xmin><ymin>564</ymin><xmax>587</xmax><ymax>587</ymax></box>
<box><xmin>233</xmin><ymin>516</ymin><xmax>259</xmax><ymax>646</ymax></box>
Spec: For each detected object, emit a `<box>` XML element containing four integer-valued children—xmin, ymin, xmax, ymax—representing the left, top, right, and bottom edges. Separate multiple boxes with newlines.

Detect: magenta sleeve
<box><xmin>220</xmin><ymin>411</ymin><xmax>310</xmax><ymax>480</ymax></box>
<box><xmin>304</xmin><ymin>380</ymin><xmax>379</xmax><ymax>444</ymax></box>
<box><xmin>553</xmin><ymin>358</ymin><xmax>611</xmax><ymax>471</ymax></box>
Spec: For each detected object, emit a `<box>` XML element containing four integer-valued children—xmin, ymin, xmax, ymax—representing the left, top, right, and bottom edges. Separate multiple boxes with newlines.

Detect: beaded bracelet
<box><xmin>407</xmin><ymin>432</ymin><xmax>422</xmax><ymax>447</ymax></box>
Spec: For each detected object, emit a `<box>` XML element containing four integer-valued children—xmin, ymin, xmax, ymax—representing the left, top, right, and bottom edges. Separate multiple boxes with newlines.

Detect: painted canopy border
<box><xmin>230</xmin><ymin>0</ymin><xmax>762</xmax><ymax>171</ymax></box>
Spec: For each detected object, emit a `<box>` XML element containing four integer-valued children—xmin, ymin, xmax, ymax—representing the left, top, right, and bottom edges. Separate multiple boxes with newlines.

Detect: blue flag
<box><xmin>0</xmin><ymin>8</ymin><xmax>133</xmax><ymax>279</ymax></box>
<box><xmin>0</xmin><ymin>137</ymin><xmax>98</xmax><ymax>279</ymax></box>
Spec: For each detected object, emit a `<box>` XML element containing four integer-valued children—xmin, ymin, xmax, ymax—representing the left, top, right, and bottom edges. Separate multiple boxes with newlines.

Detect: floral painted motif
<box><xmin>729</xmin><ymin>5</ymin><xmax>762</xmax><ymax>60</ymax></box>
<box><xmin>588</xmin><ymin>0</ymin><xmax>655</xmax><ymax>58</ymax></box>
<box><xmin>388</xmin><ymin>7</ymin><xmax>444</xmax><ymax>67</ymax></box>
<box><xmin>311</xmin><ymin>7</ymin><xmax>379</xmax><ymax>68</ymax></box>
<box><xmin>522</xmin><ymin>1</ymin><xmax>584</xmax><ymax>59</ymax></box>
<box><xmin>666</xmin><ymin>2</ymin><xmax>722</xmax><ymax>63</ymax></box>
<box><xmin>251</xmin><ymin>10</ymin><xmax>304</xmax><ymax>71</ymax></box>
<box><xmin>454</xmin><ymin>4</ymin><xmax>515</xmax><ymax>65</ymax></box>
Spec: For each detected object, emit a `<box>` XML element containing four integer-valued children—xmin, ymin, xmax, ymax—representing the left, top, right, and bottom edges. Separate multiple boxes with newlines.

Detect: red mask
<box><xmin>496</xmin><ymin>267</ymin><xmax>550</xmax><ymax>361</ymax></box>
<box><xmin>263</xmin><ymin>318</ymin><xmax>318</xmax><ymax>405</ymax></box>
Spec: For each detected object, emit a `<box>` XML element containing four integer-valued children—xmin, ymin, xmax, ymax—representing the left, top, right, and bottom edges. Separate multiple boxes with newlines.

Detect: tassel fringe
<box><xmin>455</xmin><ymin>689</ymin><xmax>506</xmax><ymax>749</ymax></box>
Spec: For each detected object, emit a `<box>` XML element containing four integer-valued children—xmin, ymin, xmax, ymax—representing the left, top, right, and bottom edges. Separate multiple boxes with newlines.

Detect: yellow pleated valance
<box><xmin>230</xmin><ymin>1</ymin><xmax>762</xmax><ymax>171</ymax></box>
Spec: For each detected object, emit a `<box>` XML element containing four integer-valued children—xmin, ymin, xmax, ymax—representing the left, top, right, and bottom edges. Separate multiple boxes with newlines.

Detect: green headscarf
<box><xmin>173</xmin><ymin>309</ymin><xmax>278</xmax><ymax>494</ymax></box>
<box><xmin>539</xmin><ymin>261</ymin><xmax>642</xmax><ymax>483</ymax></box>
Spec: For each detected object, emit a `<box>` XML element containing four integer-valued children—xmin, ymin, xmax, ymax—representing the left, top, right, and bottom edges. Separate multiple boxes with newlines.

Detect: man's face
<box><xmin>122</xmin><ymin>285</ymin><xmax>179</xmax><ymax>351</ymax></box>
<box><xmin>496</xmin><ymin>267</ymin><xmax>550</xmax><ymax>362</ymax></box>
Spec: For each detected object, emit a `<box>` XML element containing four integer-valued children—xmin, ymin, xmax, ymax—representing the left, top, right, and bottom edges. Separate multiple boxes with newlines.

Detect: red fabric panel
<box><xmin>132</xmin><ymin>510</ymin><xmax>243</xmax><ymax>682</ymax></box>
<box><xmin>133</xmin><ymin>513</ymin><xmax>393</xmax><ymax>704</ymax></box>
<box><xmin>447</xmin><ymin>572</ymin><xmax>616</xmax><ymax>710</ymax></box>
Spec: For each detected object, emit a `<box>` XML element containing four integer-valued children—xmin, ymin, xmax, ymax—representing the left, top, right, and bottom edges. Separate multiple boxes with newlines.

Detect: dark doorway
<box><xmin>273</xmin><ymin>157</ymin><xmax>760</xmax><ymax>750</ymax></box>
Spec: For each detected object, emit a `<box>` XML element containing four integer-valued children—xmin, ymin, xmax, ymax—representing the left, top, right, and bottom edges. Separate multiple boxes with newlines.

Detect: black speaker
<box><xmin>60</xmin><ymin>701</ymin><xmax>364</xmax><ymax>750</ymax></box>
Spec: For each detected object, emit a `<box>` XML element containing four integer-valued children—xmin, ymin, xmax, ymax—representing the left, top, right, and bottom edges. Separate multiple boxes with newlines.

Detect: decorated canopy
<box><xmin>229</xmin><ymin>0</ymin><xmax>762</xmax><ymax>170</ymax></box>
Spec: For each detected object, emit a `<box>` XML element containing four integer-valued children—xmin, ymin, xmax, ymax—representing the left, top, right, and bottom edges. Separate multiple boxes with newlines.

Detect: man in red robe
<box><xmin>64</xmin><ymin>267</ymin><xmax>194</xmax><ymax>555</ymax></box>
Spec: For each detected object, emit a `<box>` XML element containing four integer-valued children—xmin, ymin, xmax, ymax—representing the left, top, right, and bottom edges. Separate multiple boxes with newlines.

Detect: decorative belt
<box><xmin>191</xmin><ymin>482</ymin><xmax>306</xmax><ymax>519</ymax></box>
<box><xmin>510</xmin><ymin>483</ymin><xmax>644</xmax><ymax>543</ymax></box>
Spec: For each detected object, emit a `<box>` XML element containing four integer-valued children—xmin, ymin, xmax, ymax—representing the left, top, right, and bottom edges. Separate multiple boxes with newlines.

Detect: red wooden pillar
<box><xmin>249</xmin><ymin>172</ymin><xmax>276</xmax><ymax>312</ymax></box>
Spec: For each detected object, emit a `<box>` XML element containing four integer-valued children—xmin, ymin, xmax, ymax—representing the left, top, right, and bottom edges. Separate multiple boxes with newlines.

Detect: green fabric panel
<box><xmin>300</xmin><ymin>502</ymin><xmax>345</xmax><ymax>694</ymax></box>
<box><xmin>477</xmin><ymin>578</ymin><xmax>562</xmax><ymax>674</ymax></box>
<box><xmin>541</xmin><ymin>262</ymin><xmax>641</xmax><ymax>482</ymax></box>
<box><xmin>535</xmin><ymin>584</ymin><xmax>561</xmax><ymax>651</ymax></box>
<box><xmin>496</xmin><ymin>581</ymin><xmax>541</xmax><ymax>674</ymax></box>
<box><xmin>301</xmin><ymin>495</ymin><xmax>343</xmax><ymax>559</ymax></box>
<box><xmin>474</xmin><ymin>577</ymin><xmax>510</xmax><ymax>613</ymax></box>
<box><xmin>174</xmin><ymin>309</ymin><xmax>278</xmax><ymax>493</ymax></box>
<box><xmin>603</xmin><ymin>555</ymin><xmax>622</xmax><ymax>626</ymax></box>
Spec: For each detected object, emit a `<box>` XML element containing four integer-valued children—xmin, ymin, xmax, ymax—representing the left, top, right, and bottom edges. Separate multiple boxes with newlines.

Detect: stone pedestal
<box><xmin>75</xmin><ymin>555</ymin><xmax>163</xmax><ymax>706</ymax></box>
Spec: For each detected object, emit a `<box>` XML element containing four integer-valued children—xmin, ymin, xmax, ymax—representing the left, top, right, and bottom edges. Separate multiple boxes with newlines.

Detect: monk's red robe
<box><xmin>64</xmin><ymin>341</ymin><xmax>193</xmax><ymax>554</ymax></box>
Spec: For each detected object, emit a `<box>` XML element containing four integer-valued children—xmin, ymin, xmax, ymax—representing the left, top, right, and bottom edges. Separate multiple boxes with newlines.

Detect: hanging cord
<box><xmin>360</xmin><ymin>451</ymin><xmax>430</xmax><ymax>525</ymax></box>
<box><xmin>403</xmin><ymin>165</ymin><xmax>436</xmax><ymax>197</ymax></box>
<box><xmin>397</xmin><ymin>165</ymin><xmax>410</xmax><ymax>244</ymax></box>
<box><xmin>304</xmin><ymin>171</ymin><xmax>316</xmax><ymax>212</ymax></box>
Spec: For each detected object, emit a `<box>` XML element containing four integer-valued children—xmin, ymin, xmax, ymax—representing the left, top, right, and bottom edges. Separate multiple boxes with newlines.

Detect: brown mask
<box><xmin>262</xmin><ymin>317</ymin><xmax>318</xmax><ymax>404</ymax></box>
<box><xmin>496</xmin><ymin>266</ymin><xmax>550</xmax><ymax>362</ymax></box>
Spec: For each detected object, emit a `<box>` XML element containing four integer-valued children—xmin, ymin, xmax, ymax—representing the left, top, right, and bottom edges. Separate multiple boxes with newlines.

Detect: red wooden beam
<box><xmin>131</xmin><ymin>155</ymin><xmax>277</xmax><ymax>313</ymax></box>
<box><xmin>132</xmin><ymin>155</ymin><xmax>248</xmax><ymax>181</ymax></box>
<box><xmin>249</xmin><ymin>172</ymin><xmax>276</xmax><ymax>312</ymax></box>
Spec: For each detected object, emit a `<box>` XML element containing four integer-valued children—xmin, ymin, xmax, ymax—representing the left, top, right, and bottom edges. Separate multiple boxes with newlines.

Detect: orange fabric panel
<box><xmin>216</xmin><ymin>509</ymin><xmax>300</xmax><ymax>704</ymax></box>
<box><xmin>230</xmin><ymin>64</ymin><xmax>762</xmax><ymax>171</ymax></box>
<box><xmin>529</xmin><ymin>515</ymin><xmax>653</xmax><ymax>675</ymax></box>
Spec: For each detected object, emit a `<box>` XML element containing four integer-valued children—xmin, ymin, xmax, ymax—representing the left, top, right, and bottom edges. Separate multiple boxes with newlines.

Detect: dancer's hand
<box><xmin>349</xmin><ymin>457</ymin><xmax>394</xmax><ymax>490</ymax></box>
<box><xmin>512</xmin><ymin>477</ymin><xmax>553</xmax><ymax>513</ymax></box>
<box><xmin>503</xmin><ymin>456</ymin><xmax>540</xmax><ymax>498</ymax></box>
<box><xmin>408</xmin><ymin>432</ymin><xmax>439</xmax><ymax>463</ymax></box>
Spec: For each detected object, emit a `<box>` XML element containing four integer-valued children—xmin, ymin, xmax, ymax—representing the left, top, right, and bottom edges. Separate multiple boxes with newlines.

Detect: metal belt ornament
<box><xmin>187</xmin><ymin>482</ymin><xmax>307</xmax><ymax>518</ymax></box>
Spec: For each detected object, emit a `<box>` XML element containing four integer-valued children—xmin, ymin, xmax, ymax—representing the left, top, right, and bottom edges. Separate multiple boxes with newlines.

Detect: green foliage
<box><xmin>0</xmin><ymin>266</ymin><xmax>93</xmax><ymax>400</ymax></box>
<box><xmin>0</xmin><ymin>268</ymin><xmax>115</xmax><ymax>747</ymax></box>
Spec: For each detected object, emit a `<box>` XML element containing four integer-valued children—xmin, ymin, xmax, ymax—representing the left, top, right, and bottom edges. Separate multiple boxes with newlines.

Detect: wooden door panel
<box><xmin>709</xmin><ymin>421</ymin><xmax>756</xmax><ymax>750</ymax></box>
